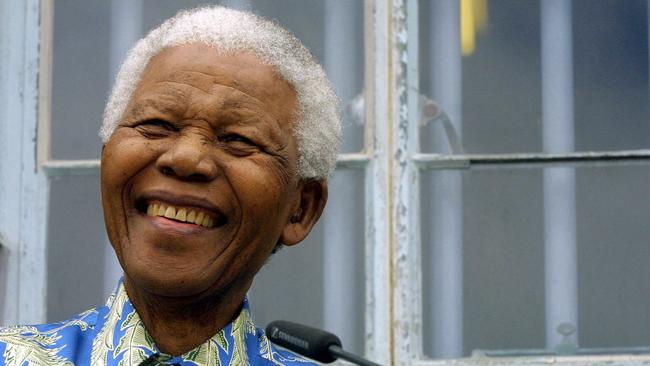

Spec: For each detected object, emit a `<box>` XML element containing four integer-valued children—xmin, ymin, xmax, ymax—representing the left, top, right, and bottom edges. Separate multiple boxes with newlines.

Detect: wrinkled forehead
<box><xmin>134</xmin><ymin>43</ymin><xmax>298</xmax><ymax>122</ymax></box>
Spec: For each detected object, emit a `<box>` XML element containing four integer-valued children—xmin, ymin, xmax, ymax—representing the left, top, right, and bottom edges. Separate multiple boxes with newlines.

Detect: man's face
<box><xmin>101</xmin><ymin>44</ymin><xmax>311</xmax><ymax>299</ymax></box>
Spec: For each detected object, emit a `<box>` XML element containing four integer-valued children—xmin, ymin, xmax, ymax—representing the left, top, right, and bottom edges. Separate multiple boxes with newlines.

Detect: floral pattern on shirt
<box><xmin>0</xmin><ymin>282</ymin><xmax>316</xmax><ymax>366</ymax></box>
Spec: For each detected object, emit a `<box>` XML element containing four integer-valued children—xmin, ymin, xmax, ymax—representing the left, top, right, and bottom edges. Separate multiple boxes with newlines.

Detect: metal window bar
<box><xmin>323</xmin><ymin>0</ymin><xmax>365</xmax><ymax>353</ymax></box>
<box><xmin>426</xmin><ymin>0</ymin><xmax>464</xmax><ymax>359</ymax></box>
<box><xmin>415</xmin><ymin>354</ymin><xmax>650</xmax><ymax>366</ymax></box>
<box><xmin>412</xmin><ymin>150</ymin><xmax>650</xmax><ymax>170</ymax></box>
<box><xmin>541</xmin><ymin>0</ymin><xmax>578</xmax><ymax>350</ymax></box>
<box><xmin>40</xmin><ymin>149</ymin><xmax>650</xmax><ymax>178</ymax></box>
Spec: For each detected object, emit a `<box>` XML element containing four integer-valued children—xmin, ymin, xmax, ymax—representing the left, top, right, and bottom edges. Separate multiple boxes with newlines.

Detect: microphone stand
<box><xmin>328</xmin><ymin>345</ymin><xmax>382</xmax><ymax>366</ymax></box>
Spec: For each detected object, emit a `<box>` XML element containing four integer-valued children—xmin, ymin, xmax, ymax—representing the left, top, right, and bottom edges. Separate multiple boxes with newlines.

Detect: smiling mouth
<box><xmin>142</xmin><ymin>201</ymin><xmax>220</xmax><ymax>228</ymax></box>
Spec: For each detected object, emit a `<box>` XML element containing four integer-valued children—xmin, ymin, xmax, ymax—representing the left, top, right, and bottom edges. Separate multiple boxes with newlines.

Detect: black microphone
<box><xmin>265</xmin><ymin>320</ymin><xmax>382</xmax><ymax>366</ymax></box>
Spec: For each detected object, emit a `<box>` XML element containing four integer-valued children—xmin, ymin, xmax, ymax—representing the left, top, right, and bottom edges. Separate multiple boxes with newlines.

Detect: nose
<box><xmin>156</xmin><ymin>131</ymin><xmax>218</xmax><ymax>181</ymax></box>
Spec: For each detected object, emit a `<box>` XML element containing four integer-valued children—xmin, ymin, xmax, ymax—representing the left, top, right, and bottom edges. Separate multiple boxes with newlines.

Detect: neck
<box><xmin>123</xmin><ymin>277</ymin><xmax>249</xmax><ymax>356</ymax></box>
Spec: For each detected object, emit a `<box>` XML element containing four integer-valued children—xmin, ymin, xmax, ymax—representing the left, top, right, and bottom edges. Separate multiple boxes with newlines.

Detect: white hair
<box><xmin>100</xmin><ymin>6</ymin><xmax>340</xmax><ymax>179</ymax></box>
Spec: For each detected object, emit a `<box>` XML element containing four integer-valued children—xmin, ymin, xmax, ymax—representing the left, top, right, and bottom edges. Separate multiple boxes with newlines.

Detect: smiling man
<box><xmin>0</xmin><ymin>6</ymin><xmax>339</xmax><ymax>366</ymax></box>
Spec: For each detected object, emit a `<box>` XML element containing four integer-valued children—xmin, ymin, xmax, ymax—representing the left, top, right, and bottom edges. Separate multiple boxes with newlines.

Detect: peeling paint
<box><xmin>0</xmin><ymin>0</ymin><xmax>49</xmax><ymax>325</ymax></box>
<box><xmin>364</xmin><ymin>0</ymin><xmax>392</xmax><ymax>365</ymax></box>
<box><xmin>389</xmin><ymin>0</ymin><xmax>424</xmax><ymax>365</ymax></box>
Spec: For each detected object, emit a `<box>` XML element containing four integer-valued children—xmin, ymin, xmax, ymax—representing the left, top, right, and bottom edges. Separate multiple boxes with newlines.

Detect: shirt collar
<box><xmin>91</xmin><ymin>280</ymin><xmax>258</xmax><ymax>366</ymax></box>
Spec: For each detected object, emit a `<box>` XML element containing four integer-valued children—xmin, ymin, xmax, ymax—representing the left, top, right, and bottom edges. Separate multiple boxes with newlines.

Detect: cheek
<box><xmin>101</xmin><ymin>134</ymin><xmax>158</xmax><ymax>223</ymax></box>
<box><xmin>103</xmin><ymin>136</ymin><xmax>156</xmax><ymax>186</ymax></box>
<box><xmin>223</xmin><ymin>161</ymin><xmax>291</xmax><ymax>214</ymax></box>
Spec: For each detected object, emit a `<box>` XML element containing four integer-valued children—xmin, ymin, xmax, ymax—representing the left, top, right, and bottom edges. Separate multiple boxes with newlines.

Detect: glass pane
<box><xmin>421</xmin><ymin>165</ymin><xmax>650</xmax><ymax>359</ymax></box>
<box><xmin>51</xmin><ymin>0</ymin><xmax>111</xmax><ymax>160</ymax></box>
<box><xmin>418</xmin><ymin>0</ymin><xmax>650</xmax><ymax>155</ymax></box>
<box><xmin>47</xmin><ymin>175</ymin><xmax>107</xmax><ymax>321</ymax></box>
<box><xmin>51</xmin><ymin>0</ymin><xmax>364</xmax><ymax>159</ymax></box>
<box><xmin>573</xmin><ymin>0</ymin><xmax>649</xmax><ymax>151</ymax></box>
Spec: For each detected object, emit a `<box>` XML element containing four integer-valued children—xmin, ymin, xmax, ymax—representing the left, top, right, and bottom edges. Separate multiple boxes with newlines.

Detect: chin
<box><xmin>124</xmin><ymin>263</ymin><xmax>222</xmax><ymax>299</ymax></box>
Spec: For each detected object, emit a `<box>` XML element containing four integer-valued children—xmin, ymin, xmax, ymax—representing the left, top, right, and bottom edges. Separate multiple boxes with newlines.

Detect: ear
<box><xmin>280</xmin><ymin>179</ymin><xmax>328</xmax><ymax>246</ymax></box>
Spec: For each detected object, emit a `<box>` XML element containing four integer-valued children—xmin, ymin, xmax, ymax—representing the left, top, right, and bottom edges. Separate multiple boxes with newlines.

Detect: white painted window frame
<box><xmin>3</xmin><ymin>1</ymin><xmax>650</xmax><ymax>366</ymax></box>
<box><xmin>0</xmin><ymin>0</ymin><xmax>51</xmax><ymax>326</ymax></box>
<box><xmin>365</xmin><ymin>0</ymin><xmax>650</xmax><ymax>365</ymax></box>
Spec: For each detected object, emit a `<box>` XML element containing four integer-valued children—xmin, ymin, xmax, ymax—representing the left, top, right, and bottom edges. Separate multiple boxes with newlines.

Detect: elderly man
<box><xmin>0</xmin><ymin>6</ymin><xmax>339</xmax><ymax>366</ymax></box>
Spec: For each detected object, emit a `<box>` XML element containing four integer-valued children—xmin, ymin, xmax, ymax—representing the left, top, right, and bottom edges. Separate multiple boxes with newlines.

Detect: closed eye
<box><xmin>135</xmin><ymin>119</ymin><xmax>177</xmax><ymax>138</ymax></box>
<box><xmin>139</xmin><ymin>119</ymin><xmax>177</xmax><ymax>130</ymax></box>
<box><xmin>221</xmin><ymin>134</ymin><xmax>255</xmax><ymax>145</ymax></box>
<box><xmin>219</xmin><ymin>133</ymin><xmax>260</xmax><ymax>156</ymax></box>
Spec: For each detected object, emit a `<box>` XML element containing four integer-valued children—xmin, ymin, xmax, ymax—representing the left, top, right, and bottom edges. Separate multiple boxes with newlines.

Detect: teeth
<box><xmin>164</xmin><ymin>206</ymin><xmax>177</xmax><ymax>219</ymax></box>
<box><xmin>187</xmin><ymin>210</ymin><xmax>196</xmax><ymax>223</ymax></box>
<box><xmin>201</xmin><ymin>215</ymin><xmax>212</xmax><ymax>227</ymax></box>
<box><xmin>146</xmin><ymin>202</ymin><xmax>215</xmax><ymax>228</ymax></box>
<box><xmin>195</xmin><ymin>212</ymin><xmax>205</xmax><ymax>226</ymax></box>
<box><xmin>175</xmin><ymin>208</ymin><xmax>187</xmax><ymax>221</ymax></box>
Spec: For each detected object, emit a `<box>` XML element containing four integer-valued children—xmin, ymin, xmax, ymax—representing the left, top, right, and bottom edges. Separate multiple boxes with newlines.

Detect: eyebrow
<box><xmin>128</xmin><ymin>92</ymin><xmax>280</xmax><ymax>132</ymax></box>
<box><xmin>126</xmin><ymin>94</ymin><xmax>186</xmax><ymax>121</ymax></box>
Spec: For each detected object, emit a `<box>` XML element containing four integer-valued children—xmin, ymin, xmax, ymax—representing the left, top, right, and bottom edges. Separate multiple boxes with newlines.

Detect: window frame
<box><xmin>3</xmin><ymin>1</ymin><xmax>650</xmax><ymax>365</ymax></box>
<box><xmin>372</xmin><ymin>0</ymin><xmax>650</xmax><ymax>365</ymax></box>
<box><xmin>0</xmin><ymin>0</ymin><xmax>50</xmax><ymax>326</ymax></box>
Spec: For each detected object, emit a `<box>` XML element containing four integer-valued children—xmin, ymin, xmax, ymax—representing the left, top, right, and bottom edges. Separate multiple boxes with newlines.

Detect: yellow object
<box><xmin>461</xmin><ymin>0</ymin><xmax>488</xmax><ymax>56</ymax></box>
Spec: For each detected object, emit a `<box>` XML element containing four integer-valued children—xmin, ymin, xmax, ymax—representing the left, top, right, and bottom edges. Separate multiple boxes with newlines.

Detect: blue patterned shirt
<box><xmin>0</xmin><ymin>281</ymin><xmax>316</xmax><ymax>365</ymax></box>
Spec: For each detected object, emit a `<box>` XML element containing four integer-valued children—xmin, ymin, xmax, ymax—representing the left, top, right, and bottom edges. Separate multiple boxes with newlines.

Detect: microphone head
<box><xmin>266</xmin><ymin>320</ymin><xmax>342</xmax><ymax>363</ymax></box>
